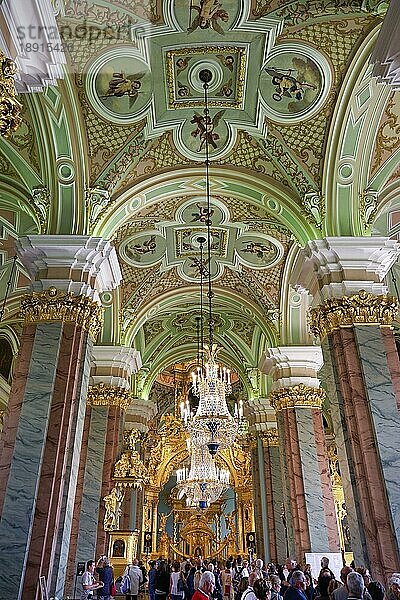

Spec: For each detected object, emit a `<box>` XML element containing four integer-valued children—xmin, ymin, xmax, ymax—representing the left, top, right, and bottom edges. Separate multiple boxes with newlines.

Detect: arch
<box><xmin>322</xmin><ymin>25</ymin><xmax>391</xmax><ymax>236</ymax></box>
<box><xmin>125</xmin><ymin>286</ymin><xmax>278</xmax><ymax>347</ymax></box>
<box><xmin>92</xmin><ymin>167</ymin><xmax>318</xmax><ymax>245</ymax></box>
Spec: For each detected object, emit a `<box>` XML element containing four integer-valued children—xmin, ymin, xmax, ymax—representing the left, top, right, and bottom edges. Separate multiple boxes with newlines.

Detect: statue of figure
<box><xmin>225</xmin><ymin>512</ymin><xmax>235</xmax><ymax>533</ymax></box>
<box><xmin>159</xmin><ymin>512</ymin><xmax>169</xmax><ymax>531</ymax></box>
<box><xmin>104</xmin><ymin>486</ymin><xmax>125</xmax><ymax>531</ymax></box>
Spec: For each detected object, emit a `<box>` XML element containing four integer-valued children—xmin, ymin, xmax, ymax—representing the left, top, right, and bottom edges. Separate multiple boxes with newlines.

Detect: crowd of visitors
<box><xmin>81</xmin><ymin>554</ymin><xmax>400</xmax><ymax>600</ymax></box>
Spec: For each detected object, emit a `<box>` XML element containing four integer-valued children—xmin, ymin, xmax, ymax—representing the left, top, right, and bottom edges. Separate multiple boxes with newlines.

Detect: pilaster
<box><xmin>299</xmin><ymin>236</ymin><xmax>400</xmax><ymax>580</ymax></box>
<box><xmin>260</xmin><ymin>346</ymin><xmax>340</xmax><ymax>561</ymax></box>
<box><xmin>66</xmin><ymin>345</ymin><xmax>140</xmax><ymax>593</ymax></box>
<box><xmin>0</xmin><ymin>236</ymin><xmax>121</xmax><ymax>600</ymax></box>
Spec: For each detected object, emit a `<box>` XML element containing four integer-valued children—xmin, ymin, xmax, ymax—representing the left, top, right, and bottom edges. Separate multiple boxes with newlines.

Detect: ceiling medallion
<box><xmin>82</xmin><ymin>2</ymin><xmax>285</xmax><ymax>159</ymax></box>
<box><xmin>85</xmin><ymin>47</ymin><xmax>152</xmax><ymax>124</ymax></box>
<box><xmin>117</xmin><ymin>197</ymin><xmax>284</xmax><ymax>283</ymax></box>
<box><xmin>165</xmin><ymin>46</ymin><xmax>247</xmax><ymax>110</ymax></box>
<box><xmin>259</xmin><ymin>42</ymin><xmax>333</xmax><ymax>124</ymax></box>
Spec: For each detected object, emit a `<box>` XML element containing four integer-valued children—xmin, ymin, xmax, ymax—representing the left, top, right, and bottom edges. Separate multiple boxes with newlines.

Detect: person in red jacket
<box><xmin>193</xmin><ymin>571</ymin><xmax>216</xmax><ymax>600</ymax></box>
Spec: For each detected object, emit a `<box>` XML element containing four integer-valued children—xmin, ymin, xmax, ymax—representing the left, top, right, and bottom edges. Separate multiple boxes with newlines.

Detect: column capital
<box><xmin>87</xmin><ymin>383</ymin><xmax>132</xmax><ymax>411</ymax></box>
<box><xmin>294</xmin><ymin>237</ymin><xmax>400</xmax><ymax>302</ymax></box>
<box><xmin>20</xmin><ymin>287</ymin><xmax>103</xmax><ymax>341</ymax></box>
<box><xmin>246</xmin><ymin>397</ymin><xmax>276</xmax><ymax>428</ymax></box>
<box><xmin>309</xmin><ymin>290</ymin><xmax>399</xmax><ymax>341</ymax></box>
<box><xmin>259</xmin><ymin>345</ymin><xmax>323</xmax><ymax>389</ymax></box>
<box><xmin>17</xmin><ymin>235</ymin><xmax>122</xmax><ymax>301</ymax></box>
<box><xmin>125</xmin><ymin>397</ymin><xmax>158</xmax><ymax>432</ymax></box>
<box><xmin>269</xmin><ymin>383</ymin><xmax>325</xmax><ymax>412</ymax></box>
<box><xmin>259</xmin><ymin>428</ymin><xmax>279</xmax><ymax>447</ymax></box>
<box><xmin>90</xmin><ymin>345</ymin><xmax>142</xmax><ymax>389</ymax></box>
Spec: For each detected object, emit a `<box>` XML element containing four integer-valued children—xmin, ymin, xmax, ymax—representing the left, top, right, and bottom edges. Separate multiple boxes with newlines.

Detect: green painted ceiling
<box><xmin>0</xmin><ymin>0</ymin><xmax>399</xmax><ymax>405</ymax></box>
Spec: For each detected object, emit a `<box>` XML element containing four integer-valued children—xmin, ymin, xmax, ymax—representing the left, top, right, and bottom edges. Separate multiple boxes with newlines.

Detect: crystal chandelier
<box><xmin>179</xmin><ymin>68</ymin><xmax>243</xmax><ymax>457</ymax></box>
<box><xmin>175</xmin><ymin>444</ymin><xmax>230</xmax><ymax>509</ymax></box>
<box><xmin>181</xmin><ymin>344</ymin><xmax>243</xmax><ymax>455</ymax></box>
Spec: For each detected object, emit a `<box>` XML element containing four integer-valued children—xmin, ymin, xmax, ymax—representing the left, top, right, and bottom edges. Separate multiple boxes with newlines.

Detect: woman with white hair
<box><xmin>388</xmin><ymin>574</ymin><xmax>400</xmax><ymax>600</ymax></box>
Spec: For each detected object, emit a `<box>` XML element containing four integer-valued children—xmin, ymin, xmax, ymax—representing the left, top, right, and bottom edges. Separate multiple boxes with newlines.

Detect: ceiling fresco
<box><xmin>1</xmin><ymin>0</ymin><xmax>397</xmax><ymax>407</ymax></box>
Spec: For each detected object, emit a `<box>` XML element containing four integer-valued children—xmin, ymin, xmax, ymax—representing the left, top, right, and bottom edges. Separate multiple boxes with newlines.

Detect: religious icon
<box><xmin>265</xmin><ymin>66</ymin><xmax>317</xmax><ymax>102</ymax></box>
<box><xmin>190</xmin><ymin>110</ymin><xmax>225</xmax><ymax>151</ymax></box>
<box><xmin>103</xmin><ymin>71</ymin><xmax>145</xmax><ymax>108</ymax></box>
<box><xmin>241</xmin><ymin>240</ymin><xmax>275</xmax><ymax>260</ymax></box>
<box><xmin>191</xmin><ymin>203</ymin><xmax>214</xmax><ymax>224</ymax></box>
<box><xmin>187</xmin><ymin>0</ymin><xmax>229</xmax><ymax>34</ymax></box>
<box><xmin>112</xmin><ymin>539</ymin><xmax>125</xmax><ymax>558</ymax></box>
<box><xmin>126</xmin><ymin>235</ymin><xmax>157</xmax><ymax>257</ymax></box>
<box><xmin>103</xmin><ymin>486</ymin><xmax>125</xmax><ymax>531</ymax></box>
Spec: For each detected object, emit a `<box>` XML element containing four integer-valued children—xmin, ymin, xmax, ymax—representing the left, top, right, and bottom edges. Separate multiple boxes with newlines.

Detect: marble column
<box><xmin>297</xmin><ymin>236</ymin><xmax>400</xmax><ymax>580</ymax></box>
<box><xmin>65</xmin><ymin>345</ymin><xmax>141</xmax><ymax>593</ymax></box>
<box><xmin>260</xmin><ymin>346</ymin><xmax>340</xmax><ymax>562</ymax></box>
<box><xmin>259</xmin><ymin>429</ymin><xmax>287</xmax><ymax>564</ymax></box>
<box><xmin>0</xmin><ymin>235</ymin><xmax>121</xmax><ymax>600</ymax></box>
<box><xmin>310</xmin><ymin>297</ymin><xmax>400</xmax><ymax>579</ymax></box>
<box><xmin>250</xmin><ymin>435</ymin><xmax>265</xmax><ymax>561</ymax></box>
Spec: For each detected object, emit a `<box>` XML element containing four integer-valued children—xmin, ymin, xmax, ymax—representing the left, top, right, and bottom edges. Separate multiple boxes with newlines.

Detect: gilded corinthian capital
<box><xmin>259</xmin><ymin>428</ymin><xmax>279</xmax><ymax>447</ymax></box>
<box><xmin>308</xmin><ymin>290</ymin><xmax>398</xmax><ymax>340</ymax></box>
<box><xmin>269</xmin><ymin>383</ymin><xmax>325</xmax><ymax>411</ymax></box>
<box><xmin>20</xmin><ymin>287</ymin><xmax>103</xmax><ymax>341</ymax></box>
<box><xmin>87</xmin><ymin>383</ymin><xmax>132</xmax><ymax>411</ymax></box>
<box><xmin>0</xmin><ymin>50</ymin><xmax>22</xmax><ymax>137</ymax></box>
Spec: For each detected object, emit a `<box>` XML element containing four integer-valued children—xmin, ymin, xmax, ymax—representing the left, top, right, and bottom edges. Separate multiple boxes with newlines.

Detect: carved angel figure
<box><xmin>191</xmin><ymin>203</ymin><xmax>214</xmax><ymax>224</ymax></box>
<box><xmin>126</xmin><ymin>235</ymin><xmax>157</xmax><ymax>257</ymax></box>
<box><xmin>241</xmin><ymin>240</ymin><xmax>275</xmax><ymax>260</ymax></box>
<box><xmin>265</xmin><ymin>67</ymin><xmax>316</xmax><ymax>102</ymax></box>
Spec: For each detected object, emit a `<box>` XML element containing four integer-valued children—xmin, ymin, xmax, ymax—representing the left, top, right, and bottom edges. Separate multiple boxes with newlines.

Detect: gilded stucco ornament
<box><xmin>259</xmin><ymin>428</ymin><xmax>279</xmax><ymax>447</ymax></box>
<box><xmin>308</xmin><ymin>290</ymin><xmax>399</xmax><ymax>341</ymax></box>
<box><xmin>269</xmin><ymin>383</ymin><xmax>325</xmax><ymax>412</ymax></box>
<box><xmin>0</xmin><ymin>50</ymin><xmax>22</xmax><ymax>138</ymax></box>
<box><xmin>87</xmin><ymin>383</ymin><xmax>132</xmax><ymax>410</ymax></box>
<box><xmin>113</xmin><ymin>449</ymin><xmax>150</xmax><ymax>487</ymax></box>
<box><xmin>20</xmin><ymin>288</ymin><xmax>103</xmax><ymax>341</ymax></box>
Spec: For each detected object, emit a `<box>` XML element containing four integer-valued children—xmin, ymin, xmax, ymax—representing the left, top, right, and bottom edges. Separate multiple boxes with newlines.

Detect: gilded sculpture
<box><xmin>0</xmin><ymin>50</ymin><xmax>22</xmax><ymax>138</ymax></box>
<box><xmin>104</xmin><ymin>486</ymin><xmax>125</xmax><ymax>531</ymax></box>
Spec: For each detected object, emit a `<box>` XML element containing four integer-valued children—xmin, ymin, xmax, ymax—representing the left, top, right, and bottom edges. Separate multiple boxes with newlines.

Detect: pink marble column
<box><xmin>261</xmin><ymin>442</ymin><xmax>277</xmax><ymax>562</ymax></box>
<box><xmin>330</xmin><ymin>327</ymin><xmax>400</xmax><ymax>581</ymax></box>
<box><xmin>312</xmin><ymin>409</ymin><xmax>340</xmax><ymax>551</ymax></box>
<box><xmin>0</xmin><ymin>324</ymin><xmax>35</xmax><ymax>514</ymax></box>
<box><xmin>96</xmin><ymin>405</ymin><xmax>123</xmax><ymax>556</ymax></box>
<box><xmin>65</xmin><ymin>405</ymin><xmax>91</xmax><ymax>594</ymax></box>
<box><xmin>21</xmin><ymin>323</ymin><xmax>87</xmax><ymax>598</ymax></box>
<box><xmin>381</xmin><ymin>328</ymin><xmax>400</xmax><ymax>410</ymax></box>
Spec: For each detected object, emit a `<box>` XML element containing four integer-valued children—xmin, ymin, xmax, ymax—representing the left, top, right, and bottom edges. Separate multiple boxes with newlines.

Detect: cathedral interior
<box><xmin>0</xmin><ymin>0</ymin><xmax>400</xmax><ymax>598</ymax></box>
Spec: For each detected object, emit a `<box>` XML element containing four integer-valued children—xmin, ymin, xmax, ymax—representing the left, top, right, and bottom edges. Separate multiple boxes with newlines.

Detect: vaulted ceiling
<box><xmin>1</xmin><ymin>0</ymin><xmax>399</xmax><ymax>407</ymax></box>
